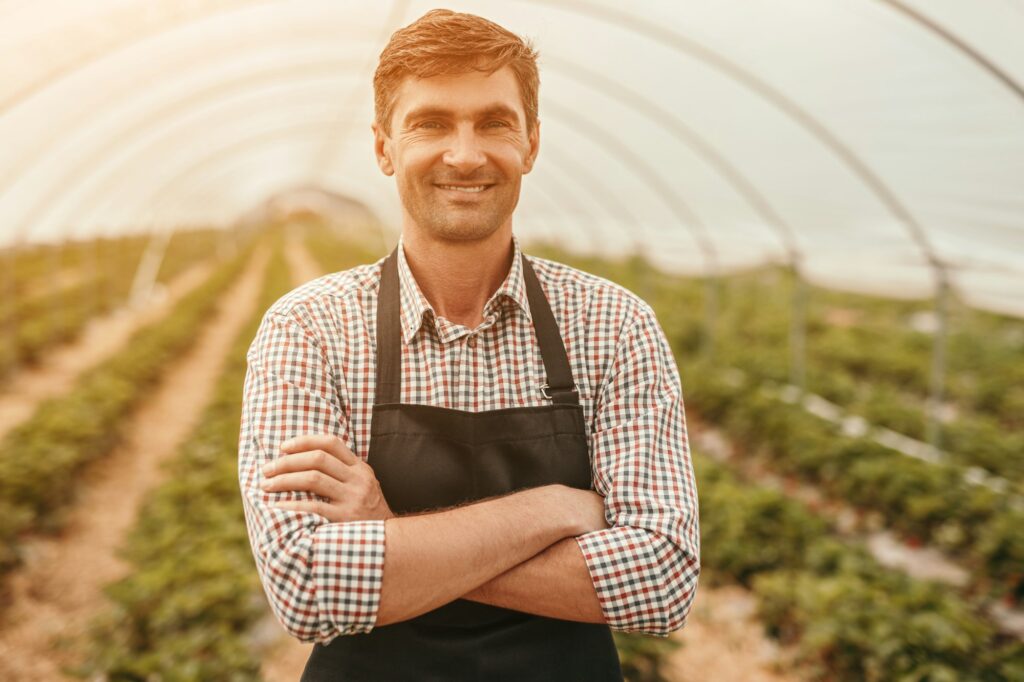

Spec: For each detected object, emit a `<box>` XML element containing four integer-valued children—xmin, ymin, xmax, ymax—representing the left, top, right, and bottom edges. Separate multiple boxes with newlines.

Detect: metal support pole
<box><xmin>789</xmin><ymin>261</ymin><xmax>807</xmax><ymax>393</ymax></box>
<box><xmin>0</xmin><ymin>243</ymin><xmax>17</xmax><ymax>379</ymax></box>
<box><xmin>129</xmin><ymin>228</ymin><xmax>173</xmax><ymax>309</ymax></box>
<box><xmin>47</xmin><ymin>240</ymin><xmax>62</xmax><ymax>344</ymax></box>
<box><xmin>926</xmin><ymin>272</ymin><xmax>950</xmax><ymax>451</ymax></box>
<box><xmin>703</xmin><ymin>274</ymin><xmax>717</xmax><ymax>359</ymax></box>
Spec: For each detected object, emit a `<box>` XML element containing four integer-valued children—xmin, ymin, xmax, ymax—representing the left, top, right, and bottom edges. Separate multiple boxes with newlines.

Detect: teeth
<box><xmin>438</xmin><ymin>185</ymin><xmax>487</xmax><ymax>193</ymax></box>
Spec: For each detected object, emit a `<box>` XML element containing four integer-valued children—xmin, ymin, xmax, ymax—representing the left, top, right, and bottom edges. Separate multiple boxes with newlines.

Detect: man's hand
<box><xmin>261</xmin><ymin>434</ymin><xmax>396</xmax><ymax>522</ymax></box>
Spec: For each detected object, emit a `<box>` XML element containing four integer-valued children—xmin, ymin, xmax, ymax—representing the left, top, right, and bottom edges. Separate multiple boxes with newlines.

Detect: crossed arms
<box><xmin>238</xmin><ymin>298</ymin><xmax>700</xmax><ymax>642</ymax></box>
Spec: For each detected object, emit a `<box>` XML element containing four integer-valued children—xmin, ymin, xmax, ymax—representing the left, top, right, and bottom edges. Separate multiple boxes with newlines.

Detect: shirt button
<box><xmin>466</xmin><ymin>335</ymin><xmax>477</xmax><ymax>348</ymax></box>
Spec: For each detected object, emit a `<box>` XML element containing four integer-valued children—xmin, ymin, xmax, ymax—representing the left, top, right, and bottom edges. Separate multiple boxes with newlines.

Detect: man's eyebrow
<box><xmin>402</xmin><ymin>104</ymin><xmax>522</xmax><ymax>125</ymax></box>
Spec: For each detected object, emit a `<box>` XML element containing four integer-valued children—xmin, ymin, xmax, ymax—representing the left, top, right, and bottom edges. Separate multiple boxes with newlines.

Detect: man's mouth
<box><xmin>435</xmin><ymin>183</ymin><xmax>493</xmax><ymax>193</ymax></box>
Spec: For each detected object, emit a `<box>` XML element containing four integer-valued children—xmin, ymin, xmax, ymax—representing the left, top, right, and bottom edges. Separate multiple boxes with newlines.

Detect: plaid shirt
<box><xmin>239</xmin><ymin>233</ymin><xmax>700</xmax><ymax>643</ymax></box>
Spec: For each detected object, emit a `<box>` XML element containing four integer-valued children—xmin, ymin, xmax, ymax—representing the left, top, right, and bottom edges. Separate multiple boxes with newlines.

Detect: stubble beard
<box><xmin>400</xmin><ymin>176</ymin><xmax>520</xmax><ymax>243</ymax></box>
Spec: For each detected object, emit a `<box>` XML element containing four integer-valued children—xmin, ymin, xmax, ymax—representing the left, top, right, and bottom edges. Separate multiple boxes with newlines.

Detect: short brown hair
<box><xmin>373</xmin><ymin>9</ymin><xmax>540</xmax><ymax>136</ymax></box>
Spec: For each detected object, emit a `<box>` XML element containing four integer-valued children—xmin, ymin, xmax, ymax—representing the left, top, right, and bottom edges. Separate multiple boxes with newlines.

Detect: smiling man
<box><xmin>239</xmin><ymin>9</ymin><xmax>700</xmax><ymax>681</ymax></box>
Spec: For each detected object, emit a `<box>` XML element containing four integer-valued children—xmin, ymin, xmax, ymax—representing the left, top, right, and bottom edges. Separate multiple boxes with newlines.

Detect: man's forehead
<box><xmin>392</xmin><ymin>68</ymin><xmax>526</xmax><ymax>120</ymax></box>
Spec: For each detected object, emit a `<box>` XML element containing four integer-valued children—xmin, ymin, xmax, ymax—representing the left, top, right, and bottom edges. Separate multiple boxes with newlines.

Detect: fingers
<box><xmin>271</xmin><ymin>499</ymin><xmax>334</xmax><ymax>520</ymax></box>
<box><xmin>263</xmin><ymin>449</ymin><xmax>352</xmax><ymax>482</ymax></box>
<box><xmin>281</xmin><ymin>434</ymin><xmax>359</xmax><ymax>466</ymax></box>
<box><xmin>261</xmin><ymin>469</ymin><xmax>345</xmax><ymax>500</ymax></box>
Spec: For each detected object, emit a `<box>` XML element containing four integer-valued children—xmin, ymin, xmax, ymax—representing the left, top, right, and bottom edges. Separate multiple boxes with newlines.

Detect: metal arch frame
<box><xmin>151</xmin><ymin>146</ymin><xmax>394</xmax><ymax>226</ymax></box>
<box><xmin>522</xmin><ymin>0</ymin><xmax>944</xmax><ymax>272</ymax></box>
<box><xmin>3</xmin><ymin>2</ymin><xmax>902</xmax><ymax>266</ymax></box>
<box><xmin>518</xmin><ymin>180</ymin><xmax>598</xmax><ymax>253</ymax></box>
<box><xmin>527</xmin><ymin>157</ymin><xmax>636</xmax><ymax>255</ymax></box>
<box><xmin>160</xmin><ymin>153</ymin><xmax>399</xmax><ymax>257</ymax></box>
<box><xmin>876</xmin><ymin>0</ymin><xmax>1024</xmax><ymax>103</ymax></box>
<box><xmin>524</xmin><ymin>0</ymin><xmax>964</xmax><ymax>436</ymax></box>
<box><xmin>539</xmin><ymin>138</ymin><xmax>643</xmax><ymax>249</ymax></box>
<box><xmin>5</xmin><ymin>0</ymin><xmax>1009</xmax><ymax>274</ymax></box>
<box><xmin>89</xmin><ymin>114</ymin><xmax>355</xmax><ymax>228</ymax></box>
<box><xmin>28</xmin><ymin>54</ymin><xmax>716</xmax><ymax>258</ymax></box>
<box><xmin>2</xmin><ymin>0</ymin><xmax>313</xmax><ymax>113</ymax></box>
<box><xmin>872</xmin><ymin>0</ymin><xmax>1024</xmax><ymax>447</ymax></box>
<box><xmin>0</xmin><ymin>24</ymin><xmax>382</xmax><ymax>199</ymax></box>
<box><xmin>102</xmin><ymin>120</ymin><xmax>331</xmax><ymax>301</ymax></box>
<box><xmin>6</xmin><ymin>0</ymin><xmax>1014</xmax><ymax>428</ymax></box>
<box><xmin>14</xmin><ymin>52</ymin><xmax>678</xmax><ymax>252</ymax></box>
<box><xmin>541</xmin><ymin>100</ymin><xmax>717</xmax><ymax>272</ymax></box>
<box><xmin>544</xmin><ymin>54</ymin><xmax>801</xmax><ymax>263</ymax></box>
<box><xmin>310</xmin><ymin>0</ymin><xmax>411</xmax><ymax>178</ymax></box>
<box><xmin>537</xmin><ymin>139</ymin><xmax>643</xmax><ymax>249</ymax></box>
<box><xmin>56</xmin><ymin>92</ymin><xmax>363</xmax><ymax>240</ymax></box>
<box><xmin>541</xmin><ymin>100</ymin><xmax>722</xmax><ymax>354</ymax></box>
<box><xmin>13</xmin><ymin>60</ymin><xmax>366</xmax><ymax>245</ymax></box>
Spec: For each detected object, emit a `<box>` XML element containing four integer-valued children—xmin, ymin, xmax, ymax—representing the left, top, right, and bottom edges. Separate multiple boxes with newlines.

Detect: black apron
<box><xmin>301</xmin><ymin>246</ymin><xmax>623</xmax><ymax>681</ymax></box>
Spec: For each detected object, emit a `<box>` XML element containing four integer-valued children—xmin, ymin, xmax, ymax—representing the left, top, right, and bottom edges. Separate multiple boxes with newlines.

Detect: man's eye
<box><xmin>417</xmin><ymin>121</ymin><xmax>442</xmax><ymax>129</ymax></box>
<box><xmin>485</xmin><ymin>120</ymin><xmax>509</xmax><ymax>128</ymax></box>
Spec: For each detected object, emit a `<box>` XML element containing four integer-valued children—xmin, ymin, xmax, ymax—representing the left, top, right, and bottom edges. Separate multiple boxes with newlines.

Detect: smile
<box><xmin>436</xmin><ymin>184</ymin><xmax>491</xmax><ymax>193</ymax></box>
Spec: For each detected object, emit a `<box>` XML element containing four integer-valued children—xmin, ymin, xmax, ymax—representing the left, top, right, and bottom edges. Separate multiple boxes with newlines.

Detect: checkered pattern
<box><xmin>238</xmin><ymin>233</ymin><xmax>700</xmax><ymax>642</ymax></box>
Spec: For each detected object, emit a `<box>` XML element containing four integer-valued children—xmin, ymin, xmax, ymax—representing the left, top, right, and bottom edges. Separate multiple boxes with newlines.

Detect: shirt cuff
<box><xmin>312</xmin><ymin>519</ymin><xmax>387</xmax><ymax>638</ymax></box>
<box><xmin>575</xmin><ymin>526</ymin><xmax>676</xmax><ymax>635</ymax></box>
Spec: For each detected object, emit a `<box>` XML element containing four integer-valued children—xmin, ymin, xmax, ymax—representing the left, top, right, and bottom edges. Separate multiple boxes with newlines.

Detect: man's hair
<box><xmin>373</xmin><ymin>8</ymin><xmax>540</xmax><ymax>137</ymax></box>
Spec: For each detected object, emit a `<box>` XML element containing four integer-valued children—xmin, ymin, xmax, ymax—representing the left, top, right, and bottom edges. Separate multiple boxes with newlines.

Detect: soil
<box><xmin>0</xmin><ymin>246</ymin><xmax>269</xmax><ymax>681</ymax></box>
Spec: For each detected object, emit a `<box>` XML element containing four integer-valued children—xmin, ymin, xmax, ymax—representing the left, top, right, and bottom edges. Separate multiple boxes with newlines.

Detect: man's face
<box><xmin>373</xmin><ymin>65</ymin><xmax>540</xmax><ymax>242</ymax></box>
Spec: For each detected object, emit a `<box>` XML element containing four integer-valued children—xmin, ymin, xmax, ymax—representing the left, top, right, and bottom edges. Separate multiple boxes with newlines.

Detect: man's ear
<box><xmin>372</xmin><ymin>121</ymin><xmax>395</xmax><ymax>176</ymax></box>
<box><xmin>522</xmin><ymin>118</ymin><xmax>540</xmax><ymax>175</ymax></box>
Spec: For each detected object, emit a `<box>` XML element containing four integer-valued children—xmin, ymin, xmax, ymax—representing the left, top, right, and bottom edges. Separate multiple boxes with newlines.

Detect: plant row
<box><xmin>0</xmin><ymin>228</ymin><xmax>228</xmax><ymax>376</ymax></box>
<box><xmin>79</xmin><ymin>233</ymin><xmax>302</xmax><ymax>679</ymax></box>
<box><xmin>697</xmin><ymin>451</ymin><xmax>1024</xmax><ymax>681</ymax></box>
<box><xmin>684</xmin><ymin>358</ymin><xmax>1024</xmax><ymax>604</ymax></box>
<box><xmin>0</xmin><ymin>242</ymin><xmax>252</xmax><ymax>596</ymax></box>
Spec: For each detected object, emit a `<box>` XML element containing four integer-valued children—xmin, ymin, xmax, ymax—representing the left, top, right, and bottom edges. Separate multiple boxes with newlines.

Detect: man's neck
<box><xmin>401</xmin><ymin>226</ymin><xmax>514</xmax><ymax>329</ymax></box>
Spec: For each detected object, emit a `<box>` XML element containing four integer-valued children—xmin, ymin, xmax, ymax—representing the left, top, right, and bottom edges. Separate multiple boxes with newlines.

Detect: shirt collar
<box><xmin>395</xmin><ymin>232</ymin><xmax>532</xmax><ymax>345</ymax></box>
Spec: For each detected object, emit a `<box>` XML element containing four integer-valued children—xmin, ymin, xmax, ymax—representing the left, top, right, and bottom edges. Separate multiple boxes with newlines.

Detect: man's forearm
<box><xmin>375</xmin><ymin>484</ymin><xmax>592</xmax><ymax>626</ymax></box>
<box><xmin>461</xmin><ymin>536</ymin><xmax>606</xmax><ymax>623</ymax></box>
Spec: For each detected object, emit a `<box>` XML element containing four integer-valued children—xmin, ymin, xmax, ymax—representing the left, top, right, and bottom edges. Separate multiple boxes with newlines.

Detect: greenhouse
<box><xmin>0</xmin><ymin>1</ymin><xmax>1022</xmax><ymax>680</ymax></box>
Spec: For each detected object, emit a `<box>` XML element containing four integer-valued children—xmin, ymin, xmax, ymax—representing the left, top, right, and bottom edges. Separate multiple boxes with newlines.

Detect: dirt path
<box><xmin>0</xmin><ymin>259</ymin><xmax>215</xmax><ymax>441</ymax></box>
<box><xmin>18</xmin><ymin>267</ymin><xmax>85</xmax><ymax>300</ymax></box>
<box><xmin>666</xmin><ymin>578</ymin><xmax>802</xmax><ymax>682</ymax></box>
<box><xmin>0</xmin><ymin>245</ymin><xmax>270</xmax><ymax>681</ymax></box>
<box><xmin>258</xmin><ymin>230</ymin><xmax>324</xmax><ymax>681</ymax></box>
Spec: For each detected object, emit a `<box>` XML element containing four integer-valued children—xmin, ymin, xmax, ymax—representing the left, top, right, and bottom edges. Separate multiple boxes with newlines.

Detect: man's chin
<box><xmin>426</xmin><ymin>218</ymin><xmax>505</xmax><ymax>242</ymax></box>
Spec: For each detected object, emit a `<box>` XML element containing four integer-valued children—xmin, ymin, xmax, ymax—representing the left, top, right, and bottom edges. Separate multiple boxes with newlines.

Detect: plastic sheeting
<box><xmin>1</xmin><ymin>0</ymin><xmax>1022</xmax><ymax>315</ymax></box>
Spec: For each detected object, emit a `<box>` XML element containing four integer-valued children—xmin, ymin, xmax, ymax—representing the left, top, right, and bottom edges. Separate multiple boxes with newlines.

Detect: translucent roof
<box><xmin>2</xmin><ymin>0</ymin><xmax>1022</xmax><ymax>316</ymax></box>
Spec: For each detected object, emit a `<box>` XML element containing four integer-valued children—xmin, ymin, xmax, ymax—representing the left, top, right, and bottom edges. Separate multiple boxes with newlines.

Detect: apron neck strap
<box><xmin>375</xmin><ymin>244</ymin><xmax>579</xmax><ymax>406</ymax></box>
<box><xmin>520</xmin><ymin>253</ymin><xmax>580</xmax><ymax>405</ymax></box>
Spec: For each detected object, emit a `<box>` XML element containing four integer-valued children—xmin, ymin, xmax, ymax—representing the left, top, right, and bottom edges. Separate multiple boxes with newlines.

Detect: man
<box><xmin>239</xmin><ymin>9</ymin><xmax>699</xmax><ymax>681</ymax></box>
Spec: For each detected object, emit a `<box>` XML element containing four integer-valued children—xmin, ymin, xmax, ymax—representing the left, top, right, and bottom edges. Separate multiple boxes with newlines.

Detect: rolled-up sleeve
<box><xmin>575</xmin><ymin>300</ymin><xmax>700</xmax><ymax>636</ymax></box>
<box><xmin>238</xmin><ymin>306</ymin><xmax>386</xmax><ymax>643</ymax></box>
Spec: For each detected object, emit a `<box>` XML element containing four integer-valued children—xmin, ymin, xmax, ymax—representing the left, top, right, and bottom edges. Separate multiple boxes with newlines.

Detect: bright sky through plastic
<box><xmin>0</xmin><ymin>0</ymin><xmax>1022</xmax><ymax>316</ymax></box>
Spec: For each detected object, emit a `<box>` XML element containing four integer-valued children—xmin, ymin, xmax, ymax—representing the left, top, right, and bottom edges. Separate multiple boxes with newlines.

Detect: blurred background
<box><xmin>0</xmin><ymin>1</ymin><xmax>1022</xmax><ymax>680</ymax></box>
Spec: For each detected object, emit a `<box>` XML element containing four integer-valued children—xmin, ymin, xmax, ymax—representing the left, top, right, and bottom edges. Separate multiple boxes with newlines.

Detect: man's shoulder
<box><xmin>264</xmin><ymin>256</ymin><xmax>386</xmax><ymax>323</ymax></box>
<box><xmin>525</xmin><ymin>253</ymin><xmax>652</xmax><ymax>317</ymax></box>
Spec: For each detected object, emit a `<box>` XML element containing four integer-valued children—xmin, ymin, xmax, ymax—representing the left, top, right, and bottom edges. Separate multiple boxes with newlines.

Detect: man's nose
<box><xmin>442</xmin><ymin>125</ymin><xmax>487</xmax><ymax>174</ymax></box>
